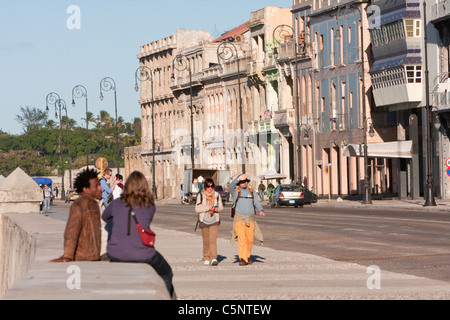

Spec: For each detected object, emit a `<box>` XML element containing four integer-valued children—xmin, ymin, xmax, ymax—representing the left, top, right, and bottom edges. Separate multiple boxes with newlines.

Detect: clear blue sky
<box><xmin>0</xmin><ymin>0</ymin><xmax>292</xmax><ymax>135</ymax></box>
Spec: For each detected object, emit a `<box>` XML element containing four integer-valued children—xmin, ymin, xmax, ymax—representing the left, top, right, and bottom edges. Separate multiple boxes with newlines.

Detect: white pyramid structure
<box><xmin>0</xmin><ymin>168</ymin><xmax>43</xmax><ymax>214</ymax></box>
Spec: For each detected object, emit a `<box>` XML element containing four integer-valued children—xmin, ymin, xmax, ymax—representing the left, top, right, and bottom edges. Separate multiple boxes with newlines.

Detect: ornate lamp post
<box><xmin>46</xmin><ymin>93</ymin><xmax>64</xmax><ymax>200</ymax></box>
<box><xmin>135</xmin><ymin>66</ymin><xmax>157</xmax><ymax>198</ymax></box>
<box><xmin>171</xmin><ymin>55</ymin><xmax>195</xmax><ymax>171</ymax></box>
<box><xmin>273</xmin><ymin>24</ymin><xmax>299</xmax><ymax>182</ymax></box>
<box><xmin>72</xmin><ymin>85</ymin><xmax>89</xmax><ymax>168</ymax></box>
<box><xmin>46</xmin><ymin>93</ymin><xmax>66</xmax><ymax>201</ymax></box>
<box><xmin>335</xmin><ymin>3</ymin><xmax>372</xmax><ymax>204</ymax></box>
<box><xmin>100</xmin><ymin>77</ymin><xmax>120</xmax><ymax>174</ymax></box>
<box><xmin>217</xmin><ymin>41</ymin><xmax>246</xmax><ymax>173</ymax></box>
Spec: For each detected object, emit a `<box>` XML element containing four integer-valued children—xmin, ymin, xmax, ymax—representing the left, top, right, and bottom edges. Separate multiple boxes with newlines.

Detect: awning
<box><xmin>343</xmin><ymin>141</ymin><xmax>413</xmax><ymax>159</ymax></box>
<box><xmin>259</xmin><ymin>173</ymin><xmax>287</xmax><ymax>180</ymax></box>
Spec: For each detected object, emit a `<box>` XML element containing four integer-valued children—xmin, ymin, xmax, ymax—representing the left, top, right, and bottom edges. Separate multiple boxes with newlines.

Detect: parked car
<box><xmin>299</xmin><ymin>186</ymin><xmax>318</xmax><ymax>204</ymax></box>
<box><xmin>214</xmin><ymin>185</ymin><xmax>228</xmax><ymax>203</ymax></box>
<box><xmin>67</xmin><ymin>190</ymin><xmax>79</xmax><ymax>202</ymax></box>
<box><xmin>270</xmin><ymin>184</ymin><xmax>305</xmax><ymax>208</ymax></box>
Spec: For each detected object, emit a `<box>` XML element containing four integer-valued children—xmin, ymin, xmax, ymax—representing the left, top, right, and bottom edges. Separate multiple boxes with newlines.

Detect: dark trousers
<box><xmin>109</xmin><ymin>251</ymin><xmax>175</xmax><ymax>299</ymax></box>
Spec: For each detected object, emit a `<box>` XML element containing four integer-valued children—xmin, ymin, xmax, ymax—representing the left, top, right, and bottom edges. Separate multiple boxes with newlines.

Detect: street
<box><xmin>48</xmin><ymin>199</ymin><xmax>450</xmax><ymax>283</ymax></box>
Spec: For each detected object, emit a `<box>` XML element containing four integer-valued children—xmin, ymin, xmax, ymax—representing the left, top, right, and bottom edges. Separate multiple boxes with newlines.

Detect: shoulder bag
<box><xmin>128</xmin><ymin>207</ymin><xmax>156</xmax><ymax>247</ymax></box>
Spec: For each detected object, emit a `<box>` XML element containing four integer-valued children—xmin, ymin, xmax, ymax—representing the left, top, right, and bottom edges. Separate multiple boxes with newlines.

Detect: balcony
<box><xmin>431</xmin><ymin>0</ymin><xmax>450</xmax><ymax>23</ymax></box>
<box><xmin>274</xmin><ymin>109</ymin><xmax>296</xmax><ymax>137</ymax></box>
<box><xmin>273</xmin><ymin>108</ymin><xmax>295</xmax><ymax>129</ymax></box>
<box><xmin>248</xmin><ymin>60</ymin><xmax>265</xmax><ymax>83</ymax></box>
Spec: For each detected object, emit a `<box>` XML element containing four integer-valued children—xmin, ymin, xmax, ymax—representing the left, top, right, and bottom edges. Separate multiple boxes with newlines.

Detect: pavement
<box><xmin>153</xmin><ymin>197</ymin><xmax>450</xmax><ymax>300</ymax></box>
<box><xmin>2</xmin><ymin>197</ymin><xmax>450</xmax><ymax>300</ymax></box>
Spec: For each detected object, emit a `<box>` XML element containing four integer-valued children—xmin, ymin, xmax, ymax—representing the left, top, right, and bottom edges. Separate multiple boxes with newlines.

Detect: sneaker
<box><xmin>211</xmin><ymin>259</ymin><xmax>218</xmax><ymax>266</ymax></box>
<box><xmin>204</xmin><ymin>260</ymin><xmax>210</xmax><ymax>266</ymax></box>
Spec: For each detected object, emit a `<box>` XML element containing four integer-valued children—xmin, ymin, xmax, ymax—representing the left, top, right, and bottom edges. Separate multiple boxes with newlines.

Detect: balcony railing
<box><xmin>431</xmin><ymin>0</ymin><xmax>450</xmax><ymax>22</ymax></box>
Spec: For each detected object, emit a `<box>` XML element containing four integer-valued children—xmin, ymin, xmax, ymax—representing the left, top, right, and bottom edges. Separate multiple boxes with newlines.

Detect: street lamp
<box><xmin>72</xmin><ymin>85</ymin><xmax>89</xmax><ymax>168</ymax></box>
<box><xmin>300</xmin><ymin>124</ymin><xmax>311</xmax><ymax>142</ymax></box>
<box><xmin>335</xmin><ymin>3</ymin><xmax>372</xmax><ymax>204</ymax></box>
<box><xmin>100</xmin><ymin>77</ymin><xmax>120</xmax><ymax>175</ymax></box>
<box><xmin>135</xmin><ymin>66</ymin><xmax>157</xmax><ymax>198</ymax></box>
<box><xmin>273</xmin><ymin>24</ymin><xmax>299</xmax><ymax>182</ymax></box>
<box><xmin>45</xmin><ymin>93</ymin><xmax>65</xmax><ymax>200</ymax></box>
<box><xmin>172</xmin><ymin>54</ymin><xmax>195</xmax><ymax>171</ymax></box>
<box><xmin>423</xmin><ymin>1</ymin><xmax>437</xmax><ymax>207</ymax></box>
<box><xmin>217</xmin><ymin>41</ymin><xmax>246</xmax><ymax>173</ymax></box>
<box><xmin>45</xmin><ymin>94</ymin><xmax>68</xmax><ymax>201</ymax></box>
<box><xmin>62</xmin><ymin>102</ymin><xmax>73</xmax><ymax>190</ymax></box>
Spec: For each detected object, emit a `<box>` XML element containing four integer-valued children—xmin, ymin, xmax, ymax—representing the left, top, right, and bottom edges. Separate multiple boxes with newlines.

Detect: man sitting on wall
<box><xmin>49</xmin><ymin>168</ymin><xmax>103</xmax><ymax>263</ymax></box>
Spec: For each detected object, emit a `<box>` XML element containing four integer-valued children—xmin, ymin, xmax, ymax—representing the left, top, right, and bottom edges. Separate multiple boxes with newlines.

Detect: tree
<box><xmin>15</xmin><ymin>106</ymin><xmax>48</xmax><ymax>133</ymax></box>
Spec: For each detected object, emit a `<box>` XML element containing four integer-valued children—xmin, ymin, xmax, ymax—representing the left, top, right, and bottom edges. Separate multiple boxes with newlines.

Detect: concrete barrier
<box><xmin>0</xmin><ymin>168</ymin><xmax>43</xmax><ymax>215</ymax></box>
<box><xmin>0</xmin><ymin>214</ymin><xmax>36</xmax><ymax>297</ymax></box>
<box><xmin>0</xmin><ymin>213</ymin><xmax>171</xmax><ymax>300</ymax></box>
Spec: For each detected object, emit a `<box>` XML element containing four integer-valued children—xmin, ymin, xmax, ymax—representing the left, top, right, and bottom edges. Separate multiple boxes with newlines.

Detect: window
<box><xmin>370</xmin><ymin>20</ymin><xmax>406</xmax><ymax>47</ymax></box>
<box><xmin>405</xmin><ymin>20</ymin><xmax>421</xmax><ymax>38</ymax></box>
<box><xmin>405</xmin><ymin>65</ymin><xmax>422</xmax><ymax>83</ymax></box>
<box><xmin>370</xmin><ymin>67</ymin><xmax>406</xmax><ymax>89</ymax></box>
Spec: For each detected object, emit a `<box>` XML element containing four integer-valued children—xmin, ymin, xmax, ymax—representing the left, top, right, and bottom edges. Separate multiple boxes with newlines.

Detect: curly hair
<box><xmin>121</xmin><ymin>171</ymin><xmax>155</xmax><ymax>208</ymax></box>
<box><xmin>73</xmin><ymin>168</ymin><xmax>99</xmax><ymax>194</ymax></box>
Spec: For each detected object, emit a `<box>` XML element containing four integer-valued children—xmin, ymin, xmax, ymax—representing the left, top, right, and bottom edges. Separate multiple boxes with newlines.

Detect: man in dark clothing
<box><xmin>258</xmin><ymin>182</ymin><xmax>266</xmax><ymax>201</ymax></box>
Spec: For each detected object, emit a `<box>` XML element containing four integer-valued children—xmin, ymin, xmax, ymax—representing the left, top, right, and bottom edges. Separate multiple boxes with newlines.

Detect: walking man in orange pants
<box><xmin>230</xmin><ymin>173</ymin><xmax>265</xmax><ymax>266</ymax></box>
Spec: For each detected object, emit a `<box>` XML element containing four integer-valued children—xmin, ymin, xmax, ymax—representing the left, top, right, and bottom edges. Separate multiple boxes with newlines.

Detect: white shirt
<box><xmin>113</xmin><ymin>184</ymin><xmax>124</xmax><ymax>200</ymax></box>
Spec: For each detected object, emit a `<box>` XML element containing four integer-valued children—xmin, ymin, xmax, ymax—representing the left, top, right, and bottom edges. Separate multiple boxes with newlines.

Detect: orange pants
<box><xmin>234</xmin><ymin>220</ymin><xmax>255</xmax><ymax>263</ymax></box>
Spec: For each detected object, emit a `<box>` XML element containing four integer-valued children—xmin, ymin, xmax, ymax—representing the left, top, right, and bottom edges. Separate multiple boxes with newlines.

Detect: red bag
<box><xmin>128</xmin><ymin>208</ymin><xmax>156</xmax><ymax>248</ymax></box>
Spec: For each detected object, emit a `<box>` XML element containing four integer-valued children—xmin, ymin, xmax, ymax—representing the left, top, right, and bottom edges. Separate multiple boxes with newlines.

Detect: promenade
<box><xmin>2</xmin><ymin>197</ymin><xmax>450</xmax><ymax>300</ymax></box>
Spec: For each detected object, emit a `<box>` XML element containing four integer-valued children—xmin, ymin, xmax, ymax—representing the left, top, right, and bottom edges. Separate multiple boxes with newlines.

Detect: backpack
<box><xmin>230</xmin><ymin>187</ymin><xmax>254</xmax><ymax>218</ymax></box>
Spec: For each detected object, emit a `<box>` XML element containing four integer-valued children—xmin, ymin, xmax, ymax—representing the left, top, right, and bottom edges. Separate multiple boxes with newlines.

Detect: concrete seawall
<box><xmin>0</xmin><ymin>214</ymin><xmax>36</xmax><ymax>297</ymax></box>
<box><xmin>0</xmin><ymin>213</ymin><xmax>170</xmax><ymax>300</ymax></box>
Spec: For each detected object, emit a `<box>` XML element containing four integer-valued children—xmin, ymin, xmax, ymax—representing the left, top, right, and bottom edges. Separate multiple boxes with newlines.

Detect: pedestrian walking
<box><xmin>267</xmin><ymin>183</ymin><xmax>275</xmax><ymax>201</ymax></box>
<box><xmin>101</xmin><ymin>171</ymin><xmax>176</xmax><ymax>299</ymax></box>
<box><xmin>230</xmin><ymin>173</ymin><xmax>265</xmax><ymax>266</ymax></box>
<box><xmin>197</xmin><ymin>175</ymin><xmax>204</xmax><ymax>193</ymax></box>
<box><xmin>99</xmin><ymin>168</ymin><xmax>117</xmax><ymax>208</ymax></box>
<box><xmin>49</xmin><ymin>168</ymin><xmax>103</xmax><ymax>263</ymax></box>
<box><xmin>195</xmin><ymin>178</ymin><xmax>224</xmax><ymax>266</ymax></box>
<box><xmin>43</xmin><ymin>184</ymin><xmax>52</xmax><ymax>213</ymax></box>
<box><xmin>258</xmin><ymin>182</ymin><xmax>266</xmax><ymax>202</ymax></box>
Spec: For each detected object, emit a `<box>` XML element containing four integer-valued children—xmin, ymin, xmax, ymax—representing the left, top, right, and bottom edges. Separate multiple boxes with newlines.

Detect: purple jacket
<box><xmin>102</xmin><ymin>198</ymin><xmax>156</xmax><ymax>261</ymax></box>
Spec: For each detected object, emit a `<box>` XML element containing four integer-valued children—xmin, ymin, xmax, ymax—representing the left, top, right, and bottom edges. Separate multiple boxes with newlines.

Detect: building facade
<box><xmin>126</xmin><ymin>1</ymin><xmax>449</xmax><ymax>200</ymax></box>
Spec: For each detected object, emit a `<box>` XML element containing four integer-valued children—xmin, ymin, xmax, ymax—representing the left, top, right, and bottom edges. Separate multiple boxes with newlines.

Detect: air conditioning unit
<box><xmin>234</xmin><ymin>34</ymin><xmax>244</xmax><ymax>42</ymax></box>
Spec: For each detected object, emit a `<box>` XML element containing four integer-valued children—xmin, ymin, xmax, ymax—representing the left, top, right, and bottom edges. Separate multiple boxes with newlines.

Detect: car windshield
<box><xmin>280</xmin><ymin>185</ymin><xmax>301</xmax><ymax>192</ymax></box>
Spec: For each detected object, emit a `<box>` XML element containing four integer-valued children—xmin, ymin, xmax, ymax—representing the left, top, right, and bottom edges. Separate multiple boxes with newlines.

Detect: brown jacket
<box><xmin>63</xmin><ymin>194</ymin><xmax>102</xmax><ymax>261</ymax></box>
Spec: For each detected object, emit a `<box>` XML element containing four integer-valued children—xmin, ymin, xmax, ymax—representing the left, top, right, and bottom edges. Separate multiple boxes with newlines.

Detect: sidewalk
<box><xmin>315</xmin><ymin>197</ymin><xmax>450</xmax><ymax>212</ymax></box>
<box><xmin>154</xmin><ymin>226</ymin><xmax>450</xmax><ymax>300</ymax></box>
<box><xmin>158</xmin><ymin>196</ymin><xmax>450</xmax><ymax>213</ymax></box>
<box><xmin>3</xmin><ymin>198</ymin><xmax>450</xmax><ymax>300</ymax></box>
<box><xmin>153</xmin><ymin>196</ymin><xmax>450</xmax><ymax>299</ymax></box>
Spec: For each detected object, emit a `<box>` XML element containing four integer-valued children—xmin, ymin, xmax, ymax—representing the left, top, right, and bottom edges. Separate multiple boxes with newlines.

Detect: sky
<box><xmin>0</xmin><ymin>0</ymin><xmax>292</xmax><ymax>135</ymax></box>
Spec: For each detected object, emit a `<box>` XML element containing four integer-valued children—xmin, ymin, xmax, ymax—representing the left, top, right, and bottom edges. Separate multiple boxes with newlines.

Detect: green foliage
<box><xmin>0</xmin><ymin>115</ymin><xmax>142</xmax><ymax>177</ymax></box>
